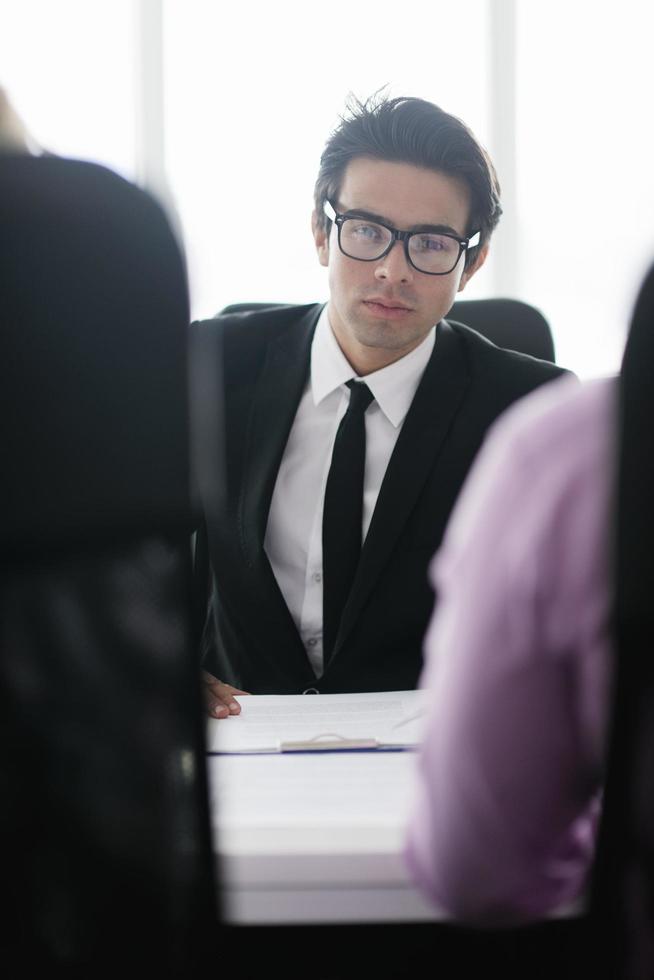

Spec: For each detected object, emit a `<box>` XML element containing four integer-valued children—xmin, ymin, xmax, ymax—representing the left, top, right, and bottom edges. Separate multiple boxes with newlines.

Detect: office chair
<box><xmin>587</xmin><ymin>263</ymin><xmax>654</xmax><ymax>979</ymax></box>
<box><xmin>0</xmin><ymin>156</ymin><xmax>218</xmax><ymax>976</ymax></box>
<box><xmin>449</xmin><ymin>297</ymin><xmax>555</xmax><ymax>362</ymax></box>
<box><xmin>218</xmin><ymin>297</ymin><xmax>556</xmax><ymax>362</ymax></box>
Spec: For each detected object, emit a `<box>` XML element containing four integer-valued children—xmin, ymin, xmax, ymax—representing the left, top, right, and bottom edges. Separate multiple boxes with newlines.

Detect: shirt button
<box><xmin>307</xmin><ymin>637</ymin><xmax>318</xmax><ymax>647</ymax></box>
<box><xmin>312</xmin><ymin>572</ymin><xmax>322</xmax><ymax>583</ymax></box>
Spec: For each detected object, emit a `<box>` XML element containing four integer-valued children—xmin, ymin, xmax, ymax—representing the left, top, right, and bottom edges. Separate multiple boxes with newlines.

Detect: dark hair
<box><xmin>314</xmin><ymin>93</ymin><xmax>502</xmax><ymax>268</ymax></box>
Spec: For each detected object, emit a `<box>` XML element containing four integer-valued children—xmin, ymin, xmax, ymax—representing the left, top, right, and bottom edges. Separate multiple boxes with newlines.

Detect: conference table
<box><xmin>207</xmin><ymin>747</ymin><xmax>439</xmax><ymax>925</ymax></box>
<box><xmin>206</xmin><ymin>696</ymin><xmax>587</xmax><ymax>979</ymax></box>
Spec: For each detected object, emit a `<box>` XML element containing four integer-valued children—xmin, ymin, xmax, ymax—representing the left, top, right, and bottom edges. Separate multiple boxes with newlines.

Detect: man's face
<box><xmin>313</xmin><ymin>157</ymin><xmax>488</xmax><ymax>375</ymax></box>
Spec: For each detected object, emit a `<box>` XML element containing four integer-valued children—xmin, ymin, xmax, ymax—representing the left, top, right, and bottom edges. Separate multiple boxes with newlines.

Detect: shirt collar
<box><xmin>310</xmin><ymin>303</ymin><xmax>436</xmax><ymax>428</ymax></box>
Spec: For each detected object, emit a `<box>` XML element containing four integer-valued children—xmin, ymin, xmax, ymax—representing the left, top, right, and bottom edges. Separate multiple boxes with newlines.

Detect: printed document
<box><xmin>207</xmin><ymin>689</ymin><xmax>428</xmax><ymax>754</ymax></box>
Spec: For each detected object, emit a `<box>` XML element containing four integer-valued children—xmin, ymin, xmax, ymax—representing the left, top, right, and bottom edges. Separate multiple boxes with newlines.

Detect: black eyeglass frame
<box><xmin>323</xmin><ymin>200</ymin><xmax>481</xmax><ymax>276</ymax></box>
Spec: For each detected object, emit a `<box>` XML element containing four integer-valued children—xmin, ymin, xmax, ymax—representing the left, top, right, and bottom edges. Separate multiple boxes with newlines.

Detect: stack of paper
<box><xmin>206</xmin><ymin>689</ymin><xmax>428</xmax><ymax>754</ymax></box>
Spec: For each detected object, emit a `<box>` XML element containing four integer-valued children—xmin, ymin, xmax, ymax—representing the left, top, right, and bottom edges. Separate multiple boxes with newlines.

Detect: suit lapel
<box><xmin>237</xmin><ymin>305</ymin><xmax>321</xmax><ymax>678</ymax></box>
<box><xmin>333</xmin><ymin>320</ymin><xmax>470</xmax><ymax>654</ymax></box>
<box><xmin>239</xmin><ymin>308</ymin><xmax>319</xmax><ymax>547</ymax></box>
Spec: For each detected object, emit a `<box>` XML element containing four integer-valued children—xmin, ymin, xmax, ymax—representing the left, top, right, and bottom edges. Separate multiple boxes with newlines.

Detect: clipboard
<box><xmin>280</xmin><ymin>733</ymin><xmax>390</xmax><ymax>753</ymax></box>
<box><xmin>206</xmin><ymin>690</ymin><xmax>428</xmax><ymax>755</ymax></box>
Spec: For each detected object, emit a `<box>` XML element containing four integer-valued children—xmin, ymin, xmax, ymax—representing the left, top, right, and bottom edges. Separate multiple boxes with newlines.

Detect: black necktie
<box><xmin>322</xmin><ymin>380</ymin><xmax>375</xmax><ymax>659</ymax></box>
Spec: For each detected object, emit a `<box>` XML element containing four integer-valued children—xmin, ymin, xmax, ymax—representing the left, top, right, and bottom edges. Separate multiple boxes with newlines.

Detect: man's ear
<box><xmin>458</xmin><ymin>243</ymin><xmax>490</xmax><ymax>292</ymax></box>
<box><xmin>312</xmin><ymin>210</ymin><xmax>330</xmax><ymax>267</ymax></box>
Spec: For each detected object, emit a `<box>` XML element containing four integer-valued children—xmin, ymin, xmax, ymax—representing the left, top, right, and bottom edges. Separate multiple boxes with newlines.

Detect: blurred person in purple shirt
<box><xmin>404</xmin><ymin>371</ymin><xmax>616</xmax><ymax>924</ymax></box>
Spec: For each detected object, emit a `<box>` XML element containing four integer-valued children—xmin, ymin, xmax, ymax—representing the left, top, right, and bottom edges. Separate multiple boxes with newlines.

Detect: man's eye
<box><xmin>348</xmin><ymin>221</ymin><xmax>384</xmax><ymax>240</ymax></box>
<box><xmin>414</xmin><ymin>235</ymin><xmax>455</xmax><ymax>254</ymax></box>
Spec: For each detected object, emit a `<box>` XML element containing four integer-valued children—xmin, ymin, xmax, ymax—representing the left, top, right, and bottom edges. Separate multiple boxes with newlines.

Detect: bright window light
<box><xmin>515</xmin><ymin>1</ymin><xmax>654</xmax><ymax>378</ymax></box>
<box><xmin>162</xmin><ymin>0</ymin><xmax>492</xmax><ymax>320</ymax></box>
<box><xmin>3</xmin><ymin>1</ymin><xmax>652</xmax><ymax>380</ymax></box>
<box><xmin>0</xmin><ymin>0</ymin><xmax>136</xmax><ymax>180</ymax></box>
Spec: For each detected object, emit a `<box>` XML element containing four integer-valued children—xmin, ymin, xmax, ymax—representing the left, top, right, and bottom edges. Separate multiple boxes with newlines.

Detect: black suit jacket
<box><xmin>194</xmin><ymin>302</ymin><xmax>569</xmax><ymax>694</ymax></box>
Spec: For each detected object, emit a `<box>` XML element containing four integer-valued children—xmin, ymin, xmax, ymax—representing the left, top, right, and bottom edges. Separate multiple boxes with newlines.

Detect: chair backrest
<box><xmin>218</xmin><ymin>297</ymin><xmax>556</xmax><ymax>362</ymax></box>
<box><xmin>0</xmin><ymin>156</ymin><xmax>218</xmax><ymax>976</ymax></box>
<box><xmin>449</xmin><ymin>297</ymin><xmax>555</xmax><ymax>362</ymax></box>
<box><xmin>588</xmin><ymin>263</ymin><xmax>654</xmax><ymax>979</ymax></box>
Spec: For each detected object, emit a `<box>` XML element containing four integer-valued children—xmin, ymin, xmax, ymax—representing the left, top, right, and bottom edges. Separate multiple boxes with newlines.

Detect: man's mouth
<box><xmin>362</xmin><ymin>298</ymin><xmax>414</xmax><ymax>317</ymax></box>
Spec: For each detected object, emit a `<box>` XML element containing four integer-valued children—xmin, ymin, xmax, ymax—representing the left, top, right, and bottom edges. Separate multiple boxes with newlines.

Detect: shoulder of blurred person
<box><xmin>405</xmin><ymin>373</ymin><xmax>617</xmax><ymax>925</ymax></box>
<box><xmin>0</xmin><ymin>86</ymin><xmax>37</xmax><ymax>154</ymax></box>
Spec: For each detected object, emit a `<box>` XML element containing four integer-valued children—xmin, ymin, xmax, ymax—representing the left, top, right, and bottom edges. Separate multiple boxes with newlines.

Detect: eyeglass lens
<box><xmin>339</xmin><ymin>217</ymin><xmax>462</xmax><ymax>274</ymax></box>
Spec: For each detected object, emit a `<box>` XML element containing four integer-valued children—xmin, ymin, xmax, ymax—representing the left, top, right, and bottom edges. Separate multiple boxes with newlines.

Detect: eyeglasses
<box><xmin>323</xmin><ymin>200</ymin><xmax>480</xmax><ymax>276</ymax></box>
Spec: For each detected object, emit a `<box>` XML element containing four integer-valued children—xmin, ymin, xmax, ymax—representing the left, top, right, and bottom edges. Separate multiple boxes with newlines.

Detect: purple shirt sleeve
<box><xmin>404</xmin><ymin>377</ymin><xmax>615</xmax><ymax>924</ymax></box>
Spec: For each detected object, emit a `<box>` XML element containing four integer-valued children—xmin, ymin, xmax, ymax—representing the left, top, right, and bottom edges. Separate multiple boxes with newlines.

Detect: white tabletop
<box><xmin>208</xmin><ymin>750</ymin><xmax>443</xmax><ymax>925</ymax></box>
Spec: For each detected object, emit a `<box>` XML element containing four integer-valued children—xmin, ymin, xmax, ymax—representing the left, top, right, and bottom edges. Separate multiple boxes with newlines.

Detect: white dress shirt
<box><xmin>263</xmin><ymin>304</ymin><xmax>436</xmax><ymax>677</ymax></box>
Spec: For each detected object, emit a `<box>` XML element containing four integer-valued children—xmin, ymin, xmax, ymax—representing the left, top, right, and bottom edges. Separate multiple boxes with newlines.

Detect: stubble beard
<box><xmin>347</xmin><ymin>304</ymin><xmax>429</xmax><ymax>353</ymax></box>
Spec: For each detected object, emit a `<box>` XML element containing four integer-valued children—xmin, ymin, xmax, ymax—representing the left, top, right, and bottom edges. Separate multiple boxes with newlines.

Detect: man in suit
<box><xmin>197</xmin><ymin>94</ymin><xmax>569</xmax><ymax>716</ymax></box>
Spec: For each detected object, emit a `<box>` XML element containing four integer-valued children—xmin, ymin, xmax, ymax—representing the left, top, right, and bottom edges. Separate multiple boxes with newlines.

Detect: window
<box><xmin>515</xmin><ymin>1</ymin><xmax>654</xmax><ymax>377</ymax></box>
<box><xmin>0</xmin><ymin>0</ymin><xmax>137</xmax><ymax>180</ymax></box>
<box><xmin>162</xmin><ymin>0</ymin><xmax>492</xmax><ymax>319</ymax></box>
<box><xmin>3</xmin><ymin>0</ymin><xmax>651</xmax><ymax>377</ymax></box>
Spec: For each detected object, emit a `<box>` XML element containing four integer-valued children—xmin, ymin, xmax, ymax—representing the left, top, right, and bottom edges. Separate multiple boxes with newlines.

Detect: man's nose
<box><xmin>374</xmin><ymin>240</ymin><xmax>414</xmax><ymax>283</ymax></box>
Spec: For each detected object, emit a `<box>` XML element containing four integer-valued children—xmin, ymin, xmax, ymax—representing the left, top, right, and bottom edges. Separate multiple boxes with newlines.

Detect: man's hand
<box><xmin>202</xmin><ymin>671</ymin><xmax>250</xmax><ymax>718</ymax></box>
